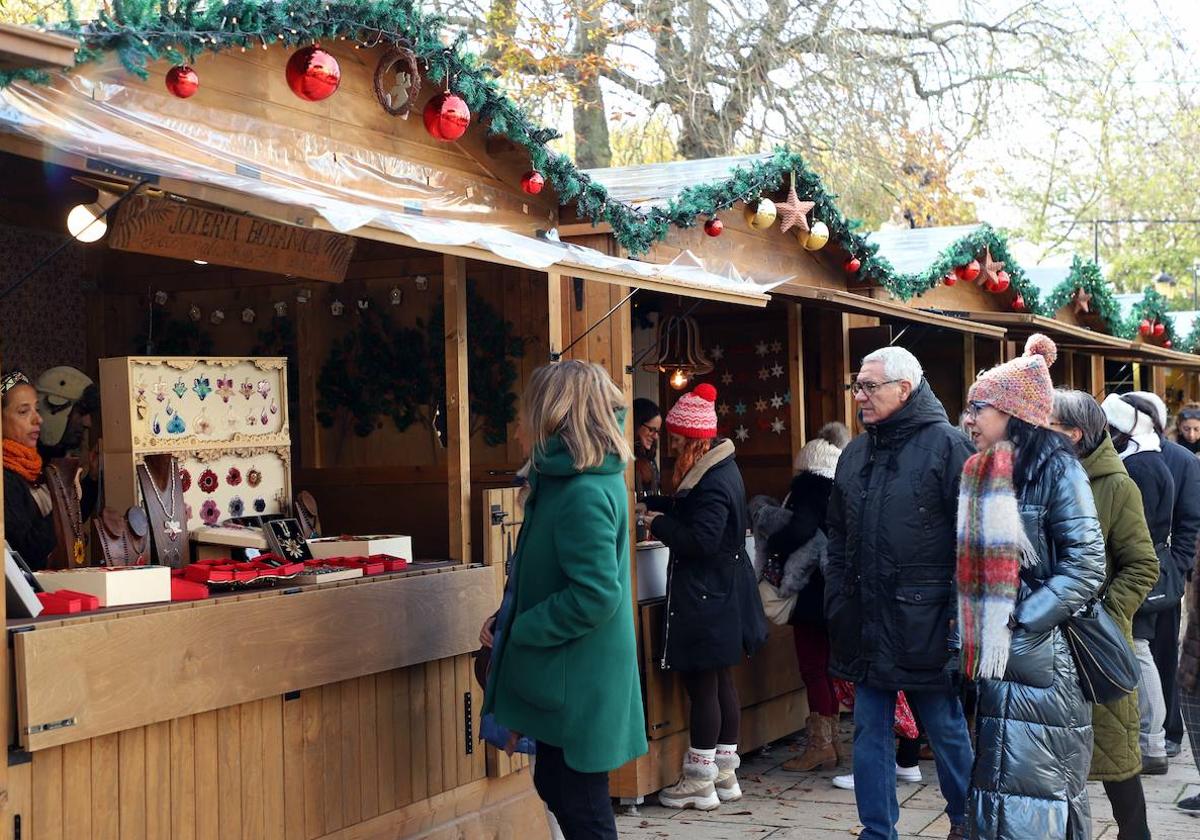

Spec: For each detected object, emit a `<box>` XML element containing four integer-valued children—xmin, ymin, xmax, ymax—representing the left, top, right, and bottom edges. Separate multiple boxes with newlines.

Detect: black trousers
<box><xmin>1150</xmin><ymin>603</ymin><xmax>1184</xmax><ymax>743</ymax></box>
<box><xmin>680</xmin><ymin>667</ymin><xmax>740</xmax><ymax>750</ymax></box>
<box><xmin>533</xmin><ymin>742</ymin><xmax>617</xmax><ymax>840</ymax></box>
<box><xmin>1101</xmin><ymin>776</ymin><xmax>1150</xmax><ymax>840</ymax></box>
<box><xmin>1181</xmin><ymin>687</ymin><xmax>1200</xmax><ymax>777</ymax></box>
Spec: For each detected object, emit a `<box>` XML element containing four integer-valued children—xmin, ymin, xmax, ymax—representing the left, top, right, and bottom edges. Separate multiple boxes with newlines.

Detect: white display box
<box><xmin>306</xmin><ymin>535</ymin><xmax>412</xmax><ymax>560</ymax></box>
<box><xmin>34</xmin><ymin>566</ymin><xmax>171</xmax><ymax>607</ymax></box>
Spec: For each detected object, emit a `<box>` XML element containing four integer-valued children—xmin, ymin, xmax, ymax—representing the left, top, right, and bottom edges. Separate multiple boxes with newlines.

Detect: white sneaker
<box><xmin>831</xmin><ymin>763</ymin><xmax>922</xmax><ymax>791</ymax></box>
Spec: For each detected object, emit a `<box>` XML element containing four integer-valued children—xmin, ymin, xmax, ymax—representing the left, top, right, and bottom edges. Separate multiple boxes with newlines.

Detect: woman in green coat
<box><xmin>482</xmin><ymin>360</ymin><xmax>647</xmax><ymax>839</ymax></box>
<box><xmin>1052</xmin><ymin>391</ymin><xmax>1159</xmax><ymax>838</ymax></box>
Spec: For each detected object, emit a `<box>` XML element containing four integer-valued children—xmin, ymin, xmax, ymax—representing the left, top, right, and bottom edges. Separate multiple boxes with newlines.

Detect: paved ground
<box><xmin>615</xmin><ymin>722</ymin><xmax>1200</xmax><ymax>839</ymax></box>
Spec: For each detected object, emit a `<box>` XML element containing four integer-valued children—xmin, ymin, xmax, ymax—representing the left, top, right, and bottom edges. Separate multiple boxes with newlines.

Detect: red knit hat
<box><xmin>665</xmin><ymin>383</ymin><xmax>719</xmax><ymax>439</ymax></box>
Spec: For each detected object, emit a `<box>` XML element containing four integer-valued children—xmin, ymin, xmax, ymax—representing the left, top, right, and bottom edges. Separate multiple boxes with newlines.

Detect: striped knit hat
<box><xmin>967</xmin><ymin>333</ymin><xmax>1058</xmax><ymax>428</ymax></box>
<box><xmin>666</xmin><ymin>383</ymin><xmax>719</xmax><ymax>439</ymax></box>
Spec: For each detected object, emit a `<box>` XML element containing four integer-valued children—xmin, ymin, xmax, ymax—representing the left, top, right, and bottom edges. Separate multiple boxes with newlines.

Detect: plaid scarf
<box><xmin>956</xmin><ymin>441</ymin><xmax>1028</xmax><ymax>680</ymax></box>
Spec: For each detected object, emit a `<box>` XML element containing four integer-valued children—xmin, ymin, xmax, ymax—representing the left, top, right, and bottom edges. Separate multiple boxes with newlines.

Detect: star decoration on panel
<box><xmin>710</xmin><ymin>345</ymin><xmax>725</xmax><ymax>361</ymax></box>
<box><xmin>734</xmin><ymin>401</ymin><xmax>747</xmax><ymax>416</ymax></box>
<box><xmin>755</xmin><ymin>398</ymin><xmax>769</xmax><ymax>412</ymax></box>
<box><xmin>771</xmin><ymin>417</ymin><xmax>787</xmax><ymax>435</ymax></box>
<box><xmin>755</xmin><ymin>341</ymin><xmax>770</xmax><ymax>357</ymax></box>
<box><xmin>771</xmin><ymin>363</ymin><xmax>785</xmax><ymax>378</ymax></box>
<box><xmin>770</xmin><ymin>393</ymin><xmax>784</xmax><ymax>409</ymax></box>
<box><xmin>776</xmin><ymin>182</ymin><xmax>815</xmax><ymax>234</ymax></box>
<box><xmin>770</xmin><ymin>341</ymin><xmax>783</xmax><ymax>353</ymax></box>
<box><xmin>1072</xmin><ymin>287</ymin><xmax>1092</xmax><ymax>315</ymax></box>
<box><xmin>758</xmin><ymin>367</ymin><xmax>770</xmax><ymax>381</ymax></box>
<box><xmin>783</xmin><ymin>390</ymin><xmax>792</xmax><ymax>404</ymax></box>
<box><xmin>721</xmin><ymin>371</ymin><xmax>734</xmax><ymax>386</ymax></box>
<box><xmin>976</xmin><ymin>247</ymin><xmax>1005</xmax><ymax>288</ymax></box>
<box><xmin>717</xmin><ymin>402</ymin><xmax>731</xmax><ymax>417</ymax></box>
<box><xmin>734</xmin><ymin>425</ymin><xmax>750</xmax><ymax>442</ymax></box>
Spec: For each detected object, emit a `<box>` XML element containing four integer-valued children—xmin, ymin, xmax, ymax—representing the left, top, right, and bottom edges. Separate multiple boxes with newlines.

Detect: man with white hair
<box><xmin>825</xmin><ymin>346</ymin><xmax>976</xmax><ymax>840</ymax></box>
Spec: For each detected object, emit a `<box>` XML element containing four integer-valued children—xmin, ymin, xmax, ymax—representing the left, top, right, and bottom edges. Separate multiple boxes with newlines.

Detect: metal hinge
<box><xmin>25</xmin><ymin>718</ymin><xmax>76</xmax><ymax>736</ymax></box>
<box><xmin>490</xmin><ymin>505</ymin><xmax>508</xmax><ymax>526</ymax></box>
<box><xmin>464</xmin><ymin>692</ymin><xmax>474</xmax><ymax>755</ymax></box>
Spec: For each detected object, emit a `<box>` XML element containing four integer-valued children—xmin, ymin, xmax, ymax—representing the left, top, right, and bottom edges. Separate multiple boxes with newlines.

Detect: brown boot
<box><xmin>829</xmin><ymin>714</ymin><xmax>846</xmax><ymax>763</ymax></box>
<box><xmin>783</xmin><ymin>714</ymin><xmax>837</xmax><ymax>771</ymax></box>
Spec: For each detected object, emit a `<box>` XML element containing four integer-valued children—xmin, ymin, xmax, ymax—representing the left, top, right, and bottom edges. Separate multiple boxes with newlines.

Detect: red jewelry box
<box><xmin>36</xmin><ymin>589</ymin><xmax>101</xmax><ymax>615</ymax></box>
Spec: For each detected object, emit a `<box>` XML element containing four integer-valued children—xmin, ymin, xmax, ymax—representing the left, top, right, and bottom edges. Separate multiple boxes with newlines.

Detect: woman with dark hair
<box><xmin>1101</xmin><ymin>392</ymin><xmax>1177</xmax><ymax>777</ymax></box>
<box><xmin>1051</xmin><ymin>389</ymin><xmax>1158</xmax><ymax>839</ymax></box>
<box><xmin>960</xmin><ymin>335</ymin><xmax>1106</xmax><ymax>840</ymax></box>
<box><xmin>643</xmin><ymin>384</ymin><xmax>766</xmax><ymax>810</ymax></box>
<box><xmin>633</xmin><ymin>398</ymin><xmax>662</xmax><ymax>496</ymax></box>
<box><xmin>2</xmin><ymin>371</ymin><xmax>57</xmax><ymax>569</ymax></box>
<box><xmin>1169</xmin><ymin>401</ymin><xmax>1200</xmax><ymax>454</ymax></box>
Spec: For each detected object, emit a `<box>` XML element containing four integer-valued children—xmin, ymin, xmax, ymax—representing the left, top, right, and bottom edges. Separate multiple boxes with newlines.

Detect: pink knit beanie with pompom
<box><xmin>665</xmin><ymin>383</ymin><xmax>719</xmax><ymax>439</ymax></box>
<box><xmin>967</xmin><ymin>334</ymin><xmax>1058</xmax><ymax>428</ymax></box>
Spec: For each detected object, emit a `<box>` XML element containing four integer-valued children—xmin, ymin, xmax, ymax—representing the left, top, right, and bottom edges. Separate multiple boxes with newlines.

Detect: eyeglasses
<box><xmin>846</xmin><ymin>379</ymin><xmax>901</xmax><ymax>396</ymax></box>
<box><xmin>965</xmin><ymin>400</ymin><xmax>992</xmax><ymax>418</ymax></box>
<box><xmin>639</xmin><ymin>424</ymin><xmax>661</xmax><ymax>437</ymax></box>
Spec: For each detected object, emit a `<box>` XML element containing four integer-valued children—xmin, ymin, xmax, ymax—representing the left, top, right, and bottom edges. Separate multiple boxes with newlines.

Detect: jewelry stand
<box><xmin>137</xmin><ymin>454</ymin><xmax>187</xmax><ymax>568</ymax></box>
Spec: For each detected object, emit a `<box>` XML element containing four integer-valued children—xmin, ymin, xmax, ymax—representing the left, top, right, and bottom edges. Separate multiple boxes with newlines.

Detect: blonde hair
<box><xmin>523</xmin><ymin>361</ymin><xmax>632</xmax><ymax>471</ymax></box>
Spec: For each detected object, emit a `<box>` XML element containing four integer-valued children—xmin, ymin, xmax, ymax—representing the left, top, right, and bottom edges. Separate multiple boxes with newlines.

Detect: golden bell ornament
<box><xmin>803</xmin><ymin>220</ymin><xmax>830</xmax><ymax>250</ymax></box>
<box><xmin>744</xmin><ymin>198</ymin><xmax>777</xmax><ymax>230</ymax></box>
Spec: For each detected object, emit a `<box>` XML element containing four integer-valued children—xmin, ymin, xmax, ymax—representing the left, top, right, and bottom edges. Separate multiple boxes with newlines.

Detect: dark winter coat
<box><xmin>1080</xmin><ymin>435</ymin><xmax>1159</xmax><ymax>782</ymax></box>
<box><xmin>3</xmin><ymin>469</ymin><xmax>56</xmax><ymax>570</ymax></box>
<box><xmin>970</xmin><ymin>447</ymin><xmax>1107</xmax><ymax>840</ymax></box>
<box><xmin>1161</xmin><ymin>437</ymin><xmax>1200</xmax><ymax>584</ymax></box>
<box><xmin>649</xmin><ymin>439</ymin><xmax>767</xmax><ymax>671</ymax></box>
<box><xmin>1123</xmin><ymin>450</ymin><xmax>1177</xmax><ymax>639</ymax></box>
<box><xmin>825</xmin><ymin>380</ymin><xmax>974</xmax><ymax>691</ymax></box>
<box><xmin>767</xmin><ymin>471</ymin><xmax>834</xmax><ymax>625</ymax></box>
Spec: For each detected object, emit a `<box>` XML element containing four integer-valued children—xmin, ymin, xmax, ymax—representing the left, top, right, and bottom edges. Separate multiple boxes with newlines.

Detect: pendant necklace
<box><xmin>147</xmin><ymin>457</ymin><xmax>183</xmax><ymax>542</ymax></box>
<box><xmin>47</xmin><ymin>467</ymin><xmax>85</xmax><ymax>566</ymax></box>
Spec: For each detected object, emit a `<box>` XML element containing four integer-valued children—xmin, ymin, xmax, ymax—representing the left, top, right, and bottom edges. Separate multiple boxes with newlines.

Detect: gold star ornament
<box><xmin>776</xmin><ymin>183</ymin><xmax>815</xmax><ymax>234</ymax></box>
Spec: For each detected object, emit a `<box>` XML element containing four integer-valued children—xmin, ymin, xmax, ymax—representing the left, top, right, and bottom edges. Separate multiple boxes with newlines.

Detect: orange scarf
<box><xmin>2</xmin><ymin>439</ymin><xmax>43</xmax><ymax>484</ymax></box>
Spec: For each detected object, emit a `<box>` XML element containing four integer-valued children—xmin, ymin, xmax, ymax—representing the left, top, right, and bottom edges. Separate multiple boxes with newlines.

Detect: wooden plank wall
<box><xmin>6</xmin><ymin>657</ymin><xmax>487</xmax><ymax>840</ymax></box>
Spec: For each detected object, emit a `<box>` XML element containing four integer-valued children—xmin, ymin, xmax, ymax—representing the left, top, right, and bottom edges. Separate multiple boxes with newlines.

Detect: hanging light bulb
<box><xmin>66</xmin><ymin>193</ymin><xmax>115</xmax><ymax>243</ymax></box>
<box><xmin>669</xmin><ymin>369</ymin><xmax>690</xmax><ymax>390</ymax></box>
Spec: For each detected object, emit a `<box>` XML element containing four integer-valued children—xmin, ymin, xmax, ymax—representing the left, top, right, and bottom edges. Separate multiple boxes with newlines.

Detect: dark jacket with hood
<box><xmin>767</xmin><ymin>471</ymin><xmax>833</xmax><ymax>625</ymax></box>
<box><xmin>1123</xmin><ymin>450</ymin><xmax>1177</xmax><ymax>638</ymax></box>
<box><xmin>1161</xmin><ymin>438</ymin><xmax>1200</xmax><ymax>586</ymax></box>
<box><xmin>648</xmin><ymin>439</ymin><xmax>767</xmax><ymax>671</ymax></box>
<box><xmin>824</xmin><ymin>380</ymin><xmax>974</xmax><ymax>690</ymax></box>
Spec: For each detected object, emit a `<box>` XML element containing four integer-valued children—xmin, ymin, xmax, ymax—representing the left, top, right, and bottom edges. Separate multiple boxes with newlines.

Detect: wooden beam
<box><xmin>546</xmin><ymin>271</ymin><xmax>564</xmax><ymax>360</ymax></box>
<box><xmin>0</xmin><ymin>23</ymin><xmax>77</xmax><ymax>71</ymax></box>
<box><xmin>1062</xmin><ymin>350</ymin><xmax>1076</xmax><ymax>389</ymax></box>
<box><xmin>1090</xmin><ymin>354</ymin><xmax>1107</xmax><ymax>399</ymax></box>
<box><xmin>1153</xmin><ymin>364</ymin><xmax>1167</xmax><ymax>396</ymax></box>
<box><xmin>444</xmin><ymin>255</ymin><xmax>472</xmax><ymax>564</ymax></box>
<box><xmin>0</xmin><ymin>346</ymin><xmax>7</xmax><ymax>823</ymax></box>
<box><xmin>787</xmin><ymin>303</ymin><xmax>807</xmax><ymax>454</ymax></box>
<box><xmin>839</xmin><ymin>313</ymin><xmax>854</xmax><ymax>427</ymax></box>
<box><xmin>962</xmin><ymin>334</ymin><xmax>976</xmax><ymax>411</ymax></box>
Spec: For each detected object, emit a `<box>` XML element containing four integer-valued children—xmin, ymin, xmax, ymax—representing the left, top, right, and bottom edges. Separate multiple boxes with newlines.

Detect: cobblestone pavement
<box><xmin>615</xmin><ymin>725</ymin><xmax>1200</xmax><ymax>839</ymax></box>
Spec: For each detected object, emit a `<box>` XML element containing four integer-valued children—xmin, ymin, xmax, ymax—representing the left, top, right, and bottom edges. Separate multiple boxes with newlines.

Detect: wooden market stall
<box><xmin>0</xmin><ymin>21</ymin><xmax>772</xmax><ymax>840</ymax></box>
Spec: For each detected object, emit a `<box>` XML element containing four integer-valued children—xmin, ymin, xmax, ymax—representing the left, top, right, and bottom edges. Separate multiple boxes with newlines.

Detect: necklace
<box><xmin>144</xmin><ymin>457</ymin><xmax>183</xmax><ymax>542</ymax></box>
<box><xmin>47</xmin><ymin>467</ymin><xmax>85</xmax><ymax>566</ymax></box>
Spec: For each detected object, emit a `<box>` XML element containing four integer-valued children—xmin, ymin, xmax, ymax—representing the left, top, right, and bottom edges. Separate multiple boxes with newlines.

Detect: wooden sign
<box><xmin>109</xmin><ymin>195</ymin><xmax>356</xmax><ymax>282</ymax></box>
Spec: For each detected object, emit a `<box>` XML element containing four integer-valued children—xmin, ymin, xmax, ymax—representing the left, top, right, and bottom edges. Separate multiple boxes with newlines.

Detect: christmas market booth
<box><xmin>564</xmin><ymin>155</ymin><xmax>1005</xmax><ymax>802</ymax></box>
<box><xmin>0</xmin><ymin>4</ymin><xmax>776</xmax><ymax>838</ymax></box>
<box><xmin>864</xmin><ymin>224</ymin><xmax>1200</xmax><ymax>405</ymax></box>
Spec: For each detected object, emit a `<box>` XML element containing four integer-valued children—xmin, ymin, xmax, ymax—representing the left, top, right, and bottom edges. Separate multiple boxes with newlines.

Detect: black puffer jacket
<box><xmin>825</xmin><ymin>380</ymin><xmax>974</xmax><ymax>690</ymax></box>
<box><xmin>1161</xmin><ymin>438</ymin><xmax>1200</xmax><ymax>583</ymax></box>
<box><xmin>649</xmin><ymin>440</ymin><xmax>767</xmax><ymax>671</ymax></box>
<box><xmin>767</xmin><ymin>471</ymin><xmax>833</xmax><ymax>625</ymax></box>
<box><xmin>971</xmin><ymin>446</ymin><xmax>1107</xmax><ymax>840</ymax></box>
<box><xmin>1124</xmin><ymin>450</ymin><xmax>1177</xmax><ymax>639</ymax></box>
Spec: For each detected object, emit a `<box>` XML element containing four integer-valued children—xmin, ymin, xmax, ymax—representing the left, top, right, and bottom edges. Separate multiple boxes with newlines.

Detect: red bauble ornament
<box><xmin>1013</xmin><ymin>295</ymin><xmax>1026</xmax><ymax>312</ymax></box>
<box><xmin>984</xmin><ymin>278</ymin><xmax>999</xmax><ymax>293</ymax></box>
<box><xmin>1153</xmin><ymin>321</ymin><xmax>1166</xmax><ymax>337</ymax></box>
<box><xmin>165</xmin><ymin>64</ymin><xmax>199</xmax><ymax>98</ymax></box>
<box><xmin>844</xmin><ymin>257</ymin><xmax>861</xmax><ymax>273</ymax></box>
<box><xmin>704</xmin><ymin>218</ymin><xmax>724</xmax><ymax>237</ymax></box>
<box><xmin>956</xmin><ymin>260</ymin><xmax>981</xmax><ymax>283</ymax></box>
<box><xmin>521</xmin><ymin>170</ymin><xmax>545</xmax><ymax>195</ymax></box>
<box><xmin>1165</xmin><ymin>340</ymin><xmax>1173</xmax><ymax>348</ymax></box>
<box><xmin>1139</xmin><ymin>319</ymin><xmax>1152</xmax><ymax>337</ymax></box>
<box><xmin>423</xmin><ymin>92</ymin><xmax>471</xmax><ymax>142</ymax></box>
<box><xmin>993</xmin><ymin>270</ymin><xmax>1011</xmax><ymax>293</ymax></box>
<box><xmin>943</xmin><ymin>273</ymin><xmax>957</xmax><ymax>287</ymax></box>
<box><xmin>286</xmin><ymin>46</ymin><xmax>341</xmax><ymax>102</ymax></box>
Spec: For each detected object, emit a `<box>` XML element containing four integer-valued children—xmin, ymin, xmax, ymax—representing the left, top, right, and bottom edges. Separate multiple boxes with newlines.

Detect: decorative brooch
<box><xmin>195</xmin><ymin>409</ymin><xmax>213</xmax><ymax>436</ymax></box>
<box><xmin>226</xmin><ymin>467</ymin><xmax>242</xmax><ymax>487</ymax></box>
<box><xmin>193</xmin><ymin>376</ymin><xmax>212</xmax><ymax>401</ymax></box>
<box><xmin>257</xmin><ymin>380</ymin><xmax>271</xmax><ymax>400</ymax></box>
<box><xmin>181</xmin><ymin>468</ymin><xmax>192</xmax><ymax>493</ymax></box>
<box><xmin>247</xmin><ymin>467</ymin><xmax>262</xmax><ymax>488</ymax></box>
<box><xmin>200</xmin><ymin>499</ymin><xmax>221</xmax><ymax>525</ymax></box>
<box><xmin>153</xmin><ymin>377</ymin><xmax>168</xmax><ymax>402</ymax></box>
<box><xmin>240</xmin><ymin>379</ymin><xmax>255</xmax><ymax>400</ymax></box>
<box><xmin>216</xmin><ymin>377</ymin><xmax>234</xmax><ymax>403</ymax></box>
<box><xmin>172</xmin><ymin>376</ymin><xmax>188</xmax><ymax>399</ymax></box>
<box><xmin>198</xmin><ymin>469</ymin><xmax>219</xmax><ymax>494</ymax></box>
<box><xmin>253</xmin><ymin>498</ymin><xmax>267</xmax><ymax>513</ymax></box>
<box><xmin>228</xmin><ymin>496</ymin><xmax>244</xmax><ymax>517</ymax></box>
<box><xmin>167</xmin><ymin>413</ymin><xmax>186</xmax><ymax>435</ymax></box>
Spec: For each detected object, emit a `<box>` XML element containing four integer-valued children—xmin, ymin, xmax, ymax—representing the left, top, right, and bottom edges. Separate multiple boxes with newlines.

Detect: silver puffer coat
<box><xmin>969</xmin><ymin>446</ymin><xmax>1107</xmax><ymax>840</ymax></box>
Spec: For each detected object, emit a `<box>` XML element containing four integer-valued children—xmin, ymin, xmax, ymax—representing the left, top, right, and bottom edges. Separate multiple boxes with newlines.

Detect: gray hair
<box><xmin>1052</xmin><ymin>389</ymin><xmax>1107</xmax><ymax>455</ymax></box>
<box><xmin>861</xmin><ymin>346</ymin><xmax>923</xmax><ymax>388</ymax></box>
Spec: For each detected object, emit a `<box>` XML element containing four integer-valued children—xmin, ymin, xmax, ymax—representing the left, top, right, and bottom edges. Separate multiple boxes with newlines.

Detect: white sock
<box><xmin>715</xmin><ymin>743</ymin><xmax>740</xmax><ymax>770</ymax></box>
<box><xmin>687</xmin><ymin>747</ymin><xmax>717</xmax><ymax>765</ymax></box>
<box><xmin>716</xmin><ymin>743</ymin><xmax>738</xmax><ymax>756</ymax></box>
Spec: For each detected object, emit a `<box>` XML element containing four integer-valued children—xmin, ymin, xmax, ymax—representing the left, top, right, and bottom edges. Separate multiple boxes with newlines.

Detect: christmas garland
<box><xmin>1183</xmin><ymin>319</ymin><xmax>1200</xmax><ymax>354</ymax></box>
<box><xmin>1125</xmin><ymin>286</ymin><xmax>1176</xmax><ymax>344</ymax></box>
<box><xmin>1043</xmin><ymin>256</ymin><xmax>1125</xmax><ymax>335</ymax></box>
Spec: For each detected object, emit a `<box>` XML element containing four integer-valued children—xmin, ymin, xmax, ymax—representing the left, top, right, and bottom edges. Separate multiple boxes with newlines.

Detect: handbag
<box><xmin>1062</xmin><ymin>597</ymin><xmax>1140</xmax><ymax>704</ymax></box>
<box><xmin>757</xmin><ymin>578</ymin><xmax>796</xmax><ymax>625</ymax></box>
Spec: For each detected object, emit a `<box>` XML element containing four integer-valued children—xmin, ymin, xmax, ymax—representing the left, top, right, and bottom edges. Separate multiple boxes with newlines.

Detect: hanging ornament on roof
<box><xmin>286</xmin><ymin>45</ymin><xmax>341</xmax><ymax>102</ymax></box>
<box><xmin>704</xmin><ymin>218</ymin><xmax>724</xmax><ymax>237</ymax></box>
<box><xmin>1153</xmin><ymin>321</ymin><xmax>1166</xmax><ymax>338</ymax></box>
<box><xmin>165</xmin><ymin>64</ymin><xmax>199</xmax><ymax>99</ymax></box>
<box><xmin>943</xmin><ymin>272</ymin><xmax>957</xmax><ymax>287</ymax></box>
<box><xmin>1139</xmin><ymin>319</ymin><xmax>1152</xmax><ymax>337</ymax></box>
<box><xmin>802</xmin><ymin>221</ymin><xmax>829</xmax><ymax>251</ymax></box>
<box><xmin>744</xmin><ymin>198</ymin><xmax>777</xmax><ymax>230</ymax></box>
<box><xmin>373</xmin><ymin>45</ymin><xmax>421</xmax><ymax>117</ymax></box>
<box><xmin>1072</xmin><ymin>287</ymin><xmax>1092</xmax><ymax>315</ymax></box>
<box><xmin>955</xmin><ymin>260</ymin><xmax>981</xmax><ymax>283</ymax></box>
<box><xmin>843</xmin><ymin>257</ymin><xmax>861</xmax><ymax>274</ymax></box>
<box><xmin>521</xmin><ymin>171</ymin><xmax>546</xmax><ymax>195</ymax></box>
<box><xmin>1165</xmin><ymin>339</ymin><xmax>1174</xmax><ymax>348</ymax></box>
<box><xmin>976</xmin><ymin>247</ymin><xmax>1005</xmax><ymax>288</ymax></box>
<box><xmin>776</xmin><ymin>173</ymin><xmax>815</xmax><ymax>234</ymax></box>
<box><xmin>424</xmin><ymin>92</ymin><xmax>471</xmax><ymax>141</ymax></box>
<box><xmin>1012</xmin><ymin>295</ymin><xmax>1026</xmax><ymax>312</ymax></box>
<box><xmin>990</xmin><ymin>270</ymin><xmax>1011</xmax><ymax>293</ymax></box>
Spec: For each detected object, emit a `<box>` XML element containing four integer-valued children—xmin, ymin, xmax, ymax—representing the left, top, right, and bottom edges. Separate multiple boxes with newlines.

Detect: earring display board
<box><xmin>101</xmin><ymin>357</ymin><xmax>292</xmax><ymax>529</ymax></box>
